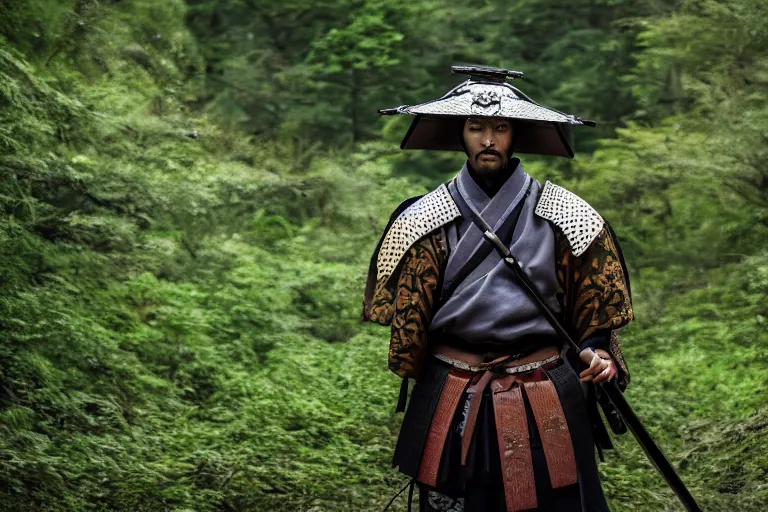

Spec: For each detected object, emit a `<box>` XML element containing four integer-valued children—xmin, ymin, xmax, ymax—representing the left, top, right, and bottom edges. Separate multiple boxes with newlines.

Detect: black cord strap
<box><xmin>382</xmin><ymin>478</ymin><xmax>415</xmax><ymax>512</ymax></box>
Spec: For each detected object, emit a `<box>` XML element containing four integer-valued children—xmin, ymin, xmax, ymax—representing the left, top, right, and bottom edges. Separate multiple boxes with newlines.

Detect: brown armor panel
<box><xmin>492</xmin><ymin>381</ymin><xmax>537</xmax><ymax>512</ymax></box>
<box><xmin>524</xmin><ymin>379</ymin><xmax>578</xmax><ymax>489</ymax></box>
<box><xmin>416</xmin><ymin>370</ymin><xmax>470</xmax><ymax>487</ymax></box>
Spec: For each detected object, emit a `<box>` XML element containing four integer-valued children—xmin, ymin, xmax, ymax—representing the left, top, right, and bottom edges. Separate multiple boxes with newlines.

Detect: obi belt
<box><xmin>393</xmin><ymin>352</ymin><xmax>608</xmax><ymax>512</ymax></box>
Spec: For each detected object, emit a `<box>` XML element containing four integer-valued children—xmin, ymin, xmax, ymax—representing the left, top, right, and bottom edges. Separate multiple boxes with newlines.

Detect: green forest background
<box><xmin>0</xmin><ymin>0</ymin><xmax>766</xmax><ymax>510</ymax></box>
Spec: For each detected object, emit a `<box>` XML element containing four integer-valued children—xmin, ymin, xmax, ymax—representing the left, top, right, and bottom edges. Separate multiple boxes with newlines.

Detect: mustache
<box><xmin>477</xmin><ymin>149</ymin><xmax>502</xmax><ymax>158</ymax></box>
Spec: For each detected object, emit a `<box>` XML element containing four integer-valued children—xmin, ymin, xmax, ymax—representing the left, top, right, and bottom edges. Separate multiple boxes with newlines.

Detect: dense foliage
<box><xmin>0</xmin><ymin>0</ymin><xmax>765</xmax><ymax>510</ymax></box>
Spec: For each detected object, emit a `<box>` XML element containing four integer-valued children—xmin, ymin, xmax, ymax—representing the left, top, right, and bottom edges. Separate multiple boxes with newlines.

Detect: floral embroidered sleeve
<box><xmin>362</xmin><ymin>228</ymin><xmax>447</xmax><ymax>379</ymax></box>
<box><xmin>386</xmin><ymin>231</ymin><xmax>446</xmax><ymax>378</ymax></box>
<box><xmin>556</xmin><ymin>224</ymin><xmax>634</xmax><ymax>388</ymax></box>
<box><xmin>362</xmin><ymin>196</ymin><xmax>424</xmax><ymax>325</ymax></box>
<box><xmin>363</xmin><ymin>274</ymin><xmax>397</xmax><ymax>326</ymax></box>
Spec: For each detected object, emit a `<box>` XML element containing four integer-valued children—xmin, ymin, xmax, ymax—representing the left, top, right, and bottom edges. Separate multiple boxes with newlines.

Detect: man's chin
<box><xmin>475</xmin><ymin>161</ymin><xmax>506</xmax><ymax>175</ymax></box>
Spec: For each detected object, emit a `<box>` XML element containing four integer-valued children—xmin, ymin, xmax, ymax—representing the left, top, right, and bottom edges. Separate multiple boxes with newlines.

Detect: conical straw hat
<box><xmin>379</xmin><ymin>66</ymin><xmax>595</xmax><ymax>158</ymax></box>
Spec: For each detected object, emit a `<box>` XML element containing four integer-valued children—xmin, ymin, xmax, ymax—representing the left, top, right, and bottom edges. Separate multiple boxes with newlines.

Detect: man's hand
<box><xmin>578</xmin><ymin>348</ymin><xmax>616</xmax><ymax>383</ymax></box>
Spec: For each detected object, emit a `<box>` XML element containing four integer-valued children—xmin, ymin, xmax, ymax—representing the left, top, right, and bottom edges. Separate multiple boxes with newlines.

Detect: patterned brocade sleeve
<box><xmin>386</xmin><ymin>231</ymin><xmax>446</xmax><ymax>378</ymax></box>
<box><xmin>556</xmin><ymin>225</ymin><xmax>634</xmax><ymax>386</ymax></box>
<box><xmin>362</xmin><ymin>196</ymin><xmax>425</xmax><ymax>325</ymax></box>
<box><xmin>363</xmin><ymin>275</ymin><xmax>397</xmax><ymax>326</ymax></box>
<box><xmin>362</xmin><ymin>230</ymin><xmax>447</xmax><ymax>379</ymax></box>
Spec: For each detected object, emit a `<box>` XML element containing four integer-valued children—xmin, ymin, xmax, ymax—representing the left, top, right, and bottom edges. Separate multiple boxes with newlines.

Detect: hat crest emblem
<box><xmin>471</xmin><ymin>88</ymin><xmax>502</xmax><ymax>115</ymax></box>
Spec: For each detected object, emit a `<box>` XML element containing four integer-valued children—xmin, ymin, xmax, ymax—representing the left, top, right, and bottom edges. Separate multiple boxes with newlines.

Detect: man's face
<box><xmin>462</xmin><ymin>116</ymin><xmax>514</xmax><ymax>176</ymax></box>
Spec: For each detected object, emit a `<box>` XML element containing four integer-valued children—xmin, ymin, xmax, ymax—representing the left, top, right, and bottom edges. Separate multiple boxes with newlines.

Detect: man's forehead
<box><xmin>465</xmin><ymin>116</ymin><xmax>511</xmax><ymax>124</ymax></box>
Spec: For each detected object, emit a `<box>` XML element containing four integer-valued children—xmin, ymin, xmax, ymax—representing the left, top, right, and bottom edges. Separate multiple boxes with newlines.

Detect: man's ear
<box><xmin>509</xmin><ymin>120</ymin><xmax>517</xmax><ymax>155</ymax></box>
<box><xmin>456</xmin><ymin>118</ymin><xmax>469</xmax><ymax>154</ymax></box>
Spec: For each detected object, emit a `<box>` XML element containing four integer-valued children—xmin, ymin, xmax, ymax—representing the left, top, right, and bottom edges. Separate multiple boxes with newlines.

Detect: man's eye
<box><xmin>469</xmin><ymin>126</ymin><xmax>482</xmax><ymax>131</ymax></box>
<box><xmin>496</xmin><ymin>125</ymin><xmax>508</xmax><ymax>131</ymax></box>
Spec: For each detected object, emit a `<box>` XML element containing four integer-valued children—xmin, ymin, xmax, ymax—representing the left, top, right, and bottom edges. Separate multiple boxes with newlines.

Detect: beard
<box><xmin>473</xmin><ymin>149</ymin><xmax>508</xmax><ymax>175</ymax></box>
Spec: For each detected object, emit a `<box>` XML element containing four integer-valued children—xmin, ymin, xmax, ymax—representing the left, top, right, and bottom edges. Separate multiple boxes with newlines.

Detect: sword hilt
<box><xmin>483</xmin><ymin>230</ymin><xmax>512</xmax><ymax>259</ymax></box>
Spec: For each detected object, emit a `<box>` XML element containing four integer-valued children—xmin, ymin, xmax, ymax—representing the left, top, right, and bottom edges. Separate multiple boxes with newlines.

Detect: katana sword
<box><xmin>476</xmin><ymin>226</ymin><xmax>702</xmax><ymax>512</ymax></box>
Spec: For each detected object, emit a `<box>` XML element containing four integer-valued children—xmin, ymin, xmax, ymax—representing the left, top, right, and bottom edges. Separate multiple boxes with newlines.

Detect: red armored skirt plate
<box><xmin>416</xmin><ymin>370</ymin><xmax>471</xmax><ymax>487</ymax></box>
<box><xmin>415</xmin><ymin>364</ymin><xmax>578</xmax><ymax>512</ymax></box>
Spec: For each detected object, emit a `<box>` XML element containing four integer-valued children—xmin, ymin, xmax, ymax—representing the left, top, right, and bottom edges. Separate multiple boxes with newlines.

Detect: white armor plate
<box><xmin>534</xmin><ymin>181</ymin><xmax>604</xmax><ymax>257</ymax></box>
<box><xmin>376</xmin><ymin>180</ymin><xmax>603</xmax><ymax>282</ymax></box>
<box><xmin>376</xmin><ymin>184</ymin><xmax>461</xmax><ymax>281</ymax></box>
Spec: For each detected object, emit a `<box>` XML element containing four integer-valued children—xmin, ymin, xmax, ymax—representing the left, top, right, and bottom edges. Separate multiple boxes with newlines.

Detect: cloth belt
<box><xmin>416</xmin><ymin>351</ymin><xmax>578</xmax><ymax>512</ymax></box>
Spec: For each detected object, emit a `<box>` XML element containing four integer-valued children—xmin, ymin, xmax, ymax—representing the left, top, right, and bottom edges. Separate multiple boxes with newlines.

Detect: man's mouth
<box><xmin>478</xmin><ymin>150</ymin><xmax>501</xmax><ymax>160</ymax></box>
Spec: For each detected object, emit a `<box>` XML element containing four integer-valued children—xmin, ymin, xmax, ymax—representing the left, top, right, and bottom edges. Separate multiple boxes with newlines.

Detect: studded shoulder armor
<box><xmin>534</xmin><ymin>181</ymin><xmax>604</xmax><ymax>257</ymax></box>
<box><xmin>376</xmin><ymin>184</ymin><xmax>460</xmax><ymax>283</ymax></box>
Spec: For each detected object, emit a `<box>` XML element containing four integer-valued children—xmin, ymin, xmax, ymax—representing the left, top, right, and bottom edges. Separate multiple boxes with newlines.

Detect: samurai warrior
<box><xmin>362</xmin><ymin>66</ymin><xmax>635</xmax><ymax>512</ymax></box>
